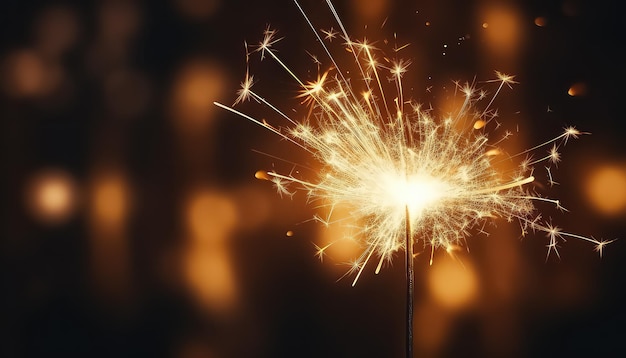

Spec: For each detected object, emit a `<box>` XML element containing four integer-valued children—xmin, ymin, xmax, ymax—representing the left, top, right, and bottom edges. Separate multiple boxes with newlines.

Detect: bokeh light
<box><xmin>349</xmin><ymin>0</ymin><xmax>390</xmax><ymax>22</ymax></box>
<box><xmin>316</xmin><ymin>205</ymin><xmax>361</xmax><ymax>270</ymax></box>
<box><xmin>98</xmin><ymin>0</ymin><xmax>141</xmax><ymax>44</ymax></box>
<box><xmin>477</xmin><ymin>4</ymin><xmax>525</xmax><ymax>61</ymax></box>
<box><xmin>183</xmin><ymin>189</ymin><xmax>239</xmax><ymax>313</ymax></box>
<box><xmin>585</xmin><ymin>164</ymin><xmax>626</xmax><ymax>216</ymax></box>
<box><xmin>183</xmin><ymin>247</ymin><xmax>238</xmax><ymax>314</ymax></box>
<box><xmin>25</xmin><ymin>169</ymin><xmax>78</xmax><ymax>224</ymax></box>
<box><xmin>175</xmin><ymin>0</ymin><xmax>221</xmax><ymax>20</ymax></box>
<box><xmin>427</xmin><ymin>254</ymin><xmax>478</xmax><ymax>310</ymax></box>
<box><xmin>170</xmin><ymin>60</ymin><xmax>227</xmax><ymax>134</ymax></box>
<box><xmin>34</xmin><ymin>6</ymin><xmax>79</xmax><ymax>59</ymax></box>
<box><xmin>568</xmin><ymin>82</ymin><xmax>588</xmax><ymax>97</ymax></box>
<box><xmin>88</xmin><ymin>169</ymin><xmax>133</xmax><ymax>303</ymax></box>
<box><xmin>185</xmin><ymin>189</ymin><xmax>237</xmax><ymax>241</ymax></box>
<box><xmin>2</xmin><ymin>0</ymin><xmax>624</xmax><ymax>356</ymax></box>
<box><xmin>90</xmin><ymin>170</ymin><xmax>132</xmax><ymax>230</ymax></box>
<box><xmin>534</xmin><ymin>16</ymin><xmax>548</xmax><ymax>27</ymax></box>
<box><xmin>2</xmin><ymin>50</ymin><xmax>61</xmax><ymax>98</ymax></box>
<box><xmin>413</xmin><ymin>302</ymin><xmax>452</xmax><ymax>356</ymax></box>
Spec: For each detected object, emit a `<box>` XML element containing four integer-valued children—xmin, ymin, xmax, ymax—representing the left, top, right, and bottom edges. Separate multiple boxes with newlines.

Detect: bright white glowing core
<box><xmin>213</xmin><ymin>3</ymin><xmax>605</xmax><ymax>284</ymax></box>
<box><xmin>382</xmin><ymin>173</ymin><xmax>450</xmax><ymax>217</ymax></box>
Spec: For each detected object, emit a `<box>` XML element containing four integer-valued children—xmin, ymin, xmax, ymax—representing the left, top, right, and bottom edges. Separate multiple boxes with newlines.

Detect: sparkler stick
<box><xmin>214</xmin><ymin>1</ymin><xmax>613</xmax><ymax>356</ymax></box>
<box><xmin>405</xmin><ymin>206</ymin><xmax>414</xmax><ymax>358</ymax></box>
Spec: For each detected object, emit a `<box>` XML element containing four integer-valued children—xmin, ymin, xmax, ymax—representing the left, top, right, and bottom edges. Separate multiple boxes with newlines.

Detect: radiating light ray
<box><xmin>213</xmin><ymin>102</ymin><xmax>312</xmax><ymax>153</ymax></box>
<box><xmin>214</xmin><ymin>0</ymin><xmax>612</xmax><ymax>284</ymax></box>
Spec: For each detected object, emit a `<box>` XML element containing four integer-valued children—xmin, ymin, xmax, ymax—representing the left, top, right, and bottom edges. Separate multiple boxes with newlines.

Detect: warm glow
<box><xmin>34</xmin><ymin>6</ymin><xmax>79</xmax><ymax>58</ymax></box>
<box><xmin>183</xmin><ymin>189</ymin><xmax>239</xmax><ymax>313</ymax></box>
<box><xmin>186</xmin><ymin>190</ymin><xmax>237</xmax><ymax>241</ymax></box>
<box><xmin>349</xmin><ymin>0</ymin><xmax>390</xmax><ymax>22</ymax></box>
<box><xmin>255</xmin><ymin>170</ymin><xmax>271</xmax><ymax>181</ymax></box>
<box><xmin>175</xmin><ymin>0</ymin><xmax>220</xmax><ymax>20</ymax></box>
<box><xmin>27</xmin><ymin>170</ymin><xmax>77</xmax><ymax>224</ymax></box>
<box><xmin>414</xmin><ymin>302</ymin><xmax>452</xmax><ymax>353</ymax></box>
<box><xmin>382</xmin><ymin>173</ymin><xmax>449</xmax><ymax>218</ymax></box>
<box><xmin>473</xmin><ymin>120</ymin><xmax>486</xmax><ymax>130</ymax></box>
<box><xmin>91</xmin><ymin>172</ymin><xmax>131</xmax><ymax>228</ymax></box>
<box><xmin>183</xmin><ymin>249</ymin><xmax>238</xmax><ymax>313</ymax></box>
<box><xmin>534</xmin><ymin>16</ymin><xmax>547</xmax><ymax>27</ymax></box>
<box><xmin>479</xmin><ymin>5</ymin><xmax>524</xmax><ymax>59</ymax></box>
<box><xmin>171</xmin><ymin>60</ymin><xmax>227</xmax><ymax>131</ymax></box>
<box><xmin>88</xmin><ymin>170</ymin><xmax>132</xmax><ymax>304</ymax></box>
<box><xmin>216</xmin><ymin>2</ymin><xmax>605</xmax><ymax>283</ymax></box>
<box><xmin>98</xmin><ymin>0</ymin><xmax>141</xmax><ymax>43</ymax></box>
<box><xmin>585</xmin><ymin>165</ymin><xmax>626</xmax><ymax>215</ymax></box>
<box><xmin>316</xmin><ymin>205</ymin><xmax>361</xmax><ymax>267</ymax></box>
<box><xmin>2</xmin><ymin>50</ymin><xmax>52</xmax><ymax>98</ymax></box>
<box><xmin>568</xmin><ymin>82</ymin><xmax>587</xmax><ymax>97</ymax></box>
<box><xmin>428</xmin><ymin>255</ymin><xmax>478</xmax><ymax>310</ymax></box>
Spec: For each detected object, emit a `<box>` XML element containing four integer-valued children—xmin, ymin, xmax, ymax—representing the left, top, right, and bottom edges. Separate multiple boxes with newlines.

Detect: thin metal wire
<box><xmin>405</xmin><ymin>205</ymin><xmax>414</xmax><ymax>358</ymax></box>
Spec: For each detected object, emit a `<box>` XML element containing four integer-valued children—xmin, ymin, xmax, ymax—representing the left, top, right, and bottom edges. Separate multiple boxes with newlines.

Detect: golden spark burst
<box><xmin>214</xmin><ymin>1</ymin><xmax>611</xmax><ymax>286</ymax></box>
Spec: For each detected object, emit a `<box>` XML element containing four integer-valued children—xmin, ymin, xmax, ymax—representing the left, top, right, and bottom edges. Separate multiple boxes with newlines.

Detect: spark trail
<box><xmin>214</xmin><ymin>1</ymin><xmax>610</xmax><ymax>286</ymax></box>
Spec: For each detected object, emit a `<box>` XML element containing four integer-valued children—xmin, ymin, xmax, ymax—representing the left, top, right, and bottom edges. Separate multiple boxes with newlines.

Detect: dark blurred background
<box><xmin>1</xmin><ymin>0</ymin><xmax>625</xmax><ymax>357</ymax></box>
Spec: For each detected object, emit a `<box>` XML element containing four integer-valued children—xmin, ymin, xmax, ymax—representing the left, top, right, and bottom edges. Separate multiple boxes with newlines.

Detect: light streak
<box><xmin>215</xmin><ymin>1</ymin><xmax>611</xmax><ymax>286</ymax></box>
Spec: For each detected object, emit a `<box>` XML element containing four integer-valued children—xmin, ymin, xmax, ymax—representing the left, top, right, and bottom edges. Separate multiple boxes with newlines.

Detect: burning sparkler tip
<box><xmin>216</xmin><ymin>1</ymin><xmax>606</xmax><ymax>284</ymax></box>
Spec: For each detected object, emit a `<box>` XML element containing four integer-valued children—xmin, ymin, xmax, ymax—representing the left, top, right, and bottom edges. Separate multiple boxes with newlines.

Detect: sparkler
<box><xmin>214</xmin><ymin>1</ymin><xmax>611</xmax><ymax>355</ymax></box>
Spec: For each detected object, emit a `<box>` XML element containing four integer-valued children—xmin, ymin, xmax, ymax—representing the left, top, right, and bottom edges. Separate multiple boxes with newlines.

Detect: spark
<box><xmin>234</xmin><ymin>73</ymin><xmax>255</xmax><ymax>105</ymax></box>
<box><xmin>546</xmin><ymin>166</ymin><xmax>559</xmax><ymax>187</ymax></box>
<box><xmin>394</xmin><ymin>42</ymin><xmax>411</xmax><ymax>53</ymax></box>
<box><xmin>257</xmin><ymin>25</ymin><xmax>283</xmax><ymax>61</ymax></box>
<box><xmin>321</xmin><ymin>27</ymin><xmax>338</xmax><ymax>42</ymax></box>
<box><xmin>313</xmin><ymin>242</ymin><xmax>332</xmax><ymax>262</ymax></box>
<box><xmin>544</xmin><ymin>222</ymin><xmax>563</xmax><ymax>261</ymax></box>
<box><xmin>595</xmin><ymin>239</ymin><xmax>616</xmax><ymax>258</ymax></box>
<box><xmin>215</xmin><ymin>1</ymin><xmax>612</xmax><ymax>285</ymax></box>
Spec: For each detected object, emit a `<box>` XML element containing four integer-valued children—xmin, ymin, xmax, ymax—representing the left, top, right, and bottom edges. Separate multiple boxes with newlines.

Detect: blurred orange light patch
<box><xmin>315</xmin><ymin>205</ymin><xmax>361</xmax><ymax>269</ymax></box>
<box><xmin>534</xmin><ymin>16</ymin><xmax>548</xmax><ymax>27</ymax></box>
<box><xmin>183</xmin><ymin>248</ymin><xmax>238</xmax><ymax>314</ymax></box>
<box><xmin>34</xmin><ymin>6</ymin><xmax>79</xmax><ymax>58</ymax></box>
<box><xmin>349</xmin><ymin>0</ymin><xmax>390</xmax><ymax>22</ymax></box>
<box><xmin>568</xmin><ymin>82</ymin><xmax>588</xmax><ymax>97</ymax></box>
<box><xmin>91</xmin><ymin>171</ymin><xmax>131</xmax><ymax>229</ymax></box>
<box><xmin>170</xmin><ymin>60</ymin><xmax>227</xmax><ymax>133</ymax></box>
<box><xmin>183</xmin><ymin>189</ymin><xmax>239</xmax><ymax>313</ymax></box>
<box><xmin>186</xmin><ymin>189</ymin><xmax>237</xmax><ymax>241</ymax></box>
<box><xmin>87</xmin><ymin>169</ymin><xmax>133</xmax><ymax>305</ymax></box>
<box><xmin>585</xmin><ymin>164</ymin><xmax>626</xmax><ymax>216</ymax></box>
<box><xmin>413</xmin><ymin>302</ymin><xmax>452</xmax><ymax>355</ymax></box>
<box><xmin>26</xmin><ymin>169</ymin><xmax>78</xmax><ymax>224</ymax></box>
<box><xmin>98</xmin><ymin>0</ymin><xmax>141</xmax><ymax>44</ymax></box>
<box><xmin>2</xmin><ymin>50</ymin><xmax>60</xmax><ymax>98</ymax></box>
<box><xmin>478</xmin><ymin>5</ymin><xmax>524</xmax><ymax>60</ymax></box>
<box><xmin>231</xmin><ymin>185</ymin><xmax>272</xmax><ymax>231</ymax></box>
<box><xmin>427</xmin><ymin>254</ymin><xmax>478</xmax><ymax>310</ymax></box>
<box><xmin>175</xmin><ymin>0</ymin><xmax>220</xmax><ymax>20</ymax></box>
